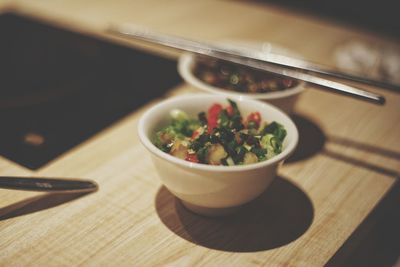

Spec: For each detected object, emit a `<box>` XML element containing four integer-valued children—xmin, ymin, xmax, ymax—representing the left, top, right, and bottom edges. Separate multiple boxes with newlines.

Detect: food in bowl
<box><xmin>193</xmin><ymin>58</ymin><xmax>299</xmax><ymax>94</ymax></box>
<box><xmin>178</xmin><ymin>52</ymin><xmax>306</xmax><ymax>114</ymax></box>
<box><xmin>138</xmin><ymin>94</ymin><xmax>298</xmax><ymax>216</ymax></box>
<box><xmin>153</xmin><ymin>99</ymin><xmax>286</xmax><ymax>166</ymax></box>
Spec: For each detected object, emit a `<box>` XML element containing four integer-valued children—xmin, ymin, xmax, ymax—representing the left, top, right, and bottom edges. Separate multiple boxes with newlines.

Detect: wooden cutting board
<box><xmin>0</xmin><ymin>1</ymin><xmax>399</xmax><ymax>266</ymax></box>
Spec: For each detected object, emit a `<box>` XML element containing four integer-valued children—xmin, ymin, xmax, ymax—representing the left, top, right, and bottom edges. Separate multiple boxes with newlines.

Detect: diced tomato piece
<box><xmin>226</xmin><ymin>105</ymin><xmax>234</xmax><ymax>116</ymax></box>
<box><xmin>185</xmin><ymin>154</ymin><xmax>199</xmax><ymax>163</ymax></box>
<box><xmin>246</xmin><ymin>112</ymin><xmax>262</xmax><ymax>128</ymax></box>
<box><xmin>191</xmin><ymin>129</ymin><xmax>201</xmax><ymax>140</ymax></box>
<box><xmin>282</xmin><ymin>79</ymin><xmax>293</xmax><ymax>88</ymax></box>
<box><xmin>208</xmin><ymin>103</ymin><xmax>223</xmax><ymax>117</ymax></box>
<box><xmin>207</xmin><ymin>103</ymin><xmax>223</xmax><ymax>133</ymax></box>
<box><xmin>207</xmin><ymin>118</ymin><xmax>218</xmax><ymax>134</ymax></box>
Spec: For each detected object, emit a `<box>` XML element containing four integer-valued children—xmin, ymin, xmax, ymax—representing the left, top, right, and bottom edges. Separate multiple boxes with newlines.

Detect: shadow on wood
<box><xmin>326</xmin><ymin>179</ymin><xmax>400</xmax><ymax>267</ymax></box>
<box><xmin>0</xmin><ymin>192</ymin><xmax>92</xmax><ymax>220</ymax></box>
<box><xmin>155</xmin><ymin>176</ymin><xmax>314</xmax><ymax>252</ymax></box>
<box><xmin>286</xmin><ymin>114</ymin><xmax>326</xmax><ymax>163</ymax></box>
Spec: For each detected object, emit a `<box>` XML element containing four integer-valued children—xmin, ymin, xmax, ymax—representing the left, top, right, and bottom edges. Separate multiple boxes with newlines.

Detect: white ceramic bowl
<box><xmin>178</xmin><ymin>43</ymin><xmax>306</xmax><ymax>114</ymax></box>
<box><xmin>138</xmin><ymin>94</ymin><xmax>298</xmax><ymax>216</ymax></box>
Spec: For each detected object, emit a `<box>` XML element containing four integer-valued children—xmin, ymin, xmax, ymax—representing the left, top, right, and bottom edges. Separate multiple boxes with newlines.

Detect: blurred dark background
<box><xmin>0</xmin><ymin>13</ymin><xmax>181</xmax><ymax>169</ymax></box>
<box><xmin>252</xmin><ymin>0</ymin><xmax>400</xmax><ymax>39</ymax></box>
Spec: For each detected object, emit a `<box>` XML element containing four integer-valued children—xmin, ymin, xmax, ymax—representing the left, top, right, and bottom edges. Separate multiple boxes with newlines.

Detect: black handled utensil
<box><xmin>0</xmin><ymin>176</ymin><xmax>98</xmax><ymax>193</ymax></box>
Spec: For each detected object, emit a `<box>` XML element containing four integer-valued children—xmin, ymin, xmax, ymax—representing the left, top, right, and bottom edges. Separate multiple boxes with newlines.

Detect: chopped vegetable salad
<box><xmin>153</xmin><ymin>99</ymin><xmax>286</xmax><ymax>166</ymax></box>
<box><xmin>194</xmin><ymin>58</ymin><xmax>298</xmax><ymax>93</ymax></box>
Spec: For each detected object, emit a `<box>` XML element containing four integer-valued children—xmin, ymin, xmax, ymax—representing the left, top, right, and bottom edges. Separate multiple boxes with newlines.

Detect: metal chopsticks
<box><xmin>108</xmin><ymin>24</ymin><xmax>386</xmax><ymax>105</ymax></box>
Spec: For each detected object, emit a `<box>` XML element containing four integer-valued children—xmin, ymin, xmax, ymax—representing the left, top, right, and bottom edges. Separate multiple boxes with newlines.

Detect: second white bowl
<box><xmin>178</xmin><ymin>42</ymin><xmax>306</xmax><ymax>114</ymax></box>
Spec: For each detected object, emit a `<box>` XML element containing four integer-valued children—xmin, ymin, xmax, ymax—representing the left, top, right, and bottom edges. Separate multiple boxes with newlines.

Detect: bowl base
<box><xmin>181</xmin><ymin>200</ymin><xmax>242</xmax><ymax>217</ymax></box>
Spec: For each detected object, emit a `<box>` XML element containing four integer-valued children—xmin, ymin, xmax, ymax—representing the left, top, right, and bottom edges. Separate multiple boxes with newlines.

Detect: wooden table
<box><xmin>0</xmin><ymin>1</ymin><xmax>399</xmax><ymax>266</ymax></box>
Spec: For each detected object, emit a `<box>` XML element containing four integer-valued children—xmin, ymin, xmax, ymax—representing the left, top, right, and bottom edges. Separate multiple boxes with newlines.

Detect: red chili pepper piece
<box><xmin>226</xmin><ymin>105</ymin><xmax>234</xmax><ymax>116</ymax></box>
<box><xmin>185</xmin><ymin>154</ymin><xmax>199</xmax><ymax>163</ymax></box>
<box><xmin>282</xmin><ymin>79</ymin><xmax>294</xmax><ymax>88</ymax></box>
<box><xmin>191</xmin><ymin>129</ymin><xmax>201</xmax><ymax>140</ymax></box>
<box><xmin>207</xmin><ymin>103</ymin><xmax>223</xmax><ymax>134</ymax></box>
<box><xmin>246</xmin><ymin>112</ymin><xmax>262</xmax><ymax>128</ymax></box>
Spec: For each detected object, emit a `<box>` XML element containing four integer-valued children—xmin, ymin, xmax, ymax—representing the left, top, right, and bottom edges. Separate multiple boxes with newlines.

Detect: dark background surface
<box><xmin>0</xmin><ymin>13</ymin><xmax>182</xmax><ymax>170</ymax></box>
<box><xmin>251</xmin><ymin>0</ymin><xmax>400</xmax><ymax>39</ymax></box>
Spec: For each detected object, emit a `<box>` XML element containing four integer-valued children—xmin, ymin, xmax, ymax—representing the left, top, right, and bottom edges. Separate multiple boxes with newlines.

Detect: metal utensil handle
<box><xmin>109</xmin><ymin>25</ymin><xmax>385</xmax><ymax>105</ymax></box>
<box><xmin>208</xmin><ymin>43</ymin><xmax>400</xmax><ymax>92</ymax></box>
<box><xmin>209</xmin><ymin>52</ymin><xmax>386</xmax><ymax>105</ymax></box>
<box><xmin>0</xmin><ymin>176</ymin><xmax>98</xmax><ymax>193</ymax></box>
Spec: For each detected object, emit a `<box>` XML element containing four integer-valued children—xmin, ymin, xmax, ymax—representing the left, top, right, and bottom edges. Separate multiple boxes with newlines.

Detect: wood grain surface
<box><xmin>0</xmin><ymin>1</ymin><xmax>399</xmax><ymax>266</ymax></box>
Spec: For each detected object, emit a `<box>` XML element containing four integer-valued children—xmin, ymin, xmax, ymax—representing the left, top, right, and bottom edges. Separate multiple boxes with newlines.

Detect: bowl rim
<box><xmin>138</xmin><ymin>94</ymin><xmax>299</xmax><ymax>172</ymax></box>
<box><xmin>178</xmin><ymin>53</ymin><xmax>306</xmax><ymax>100</ymax></box>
